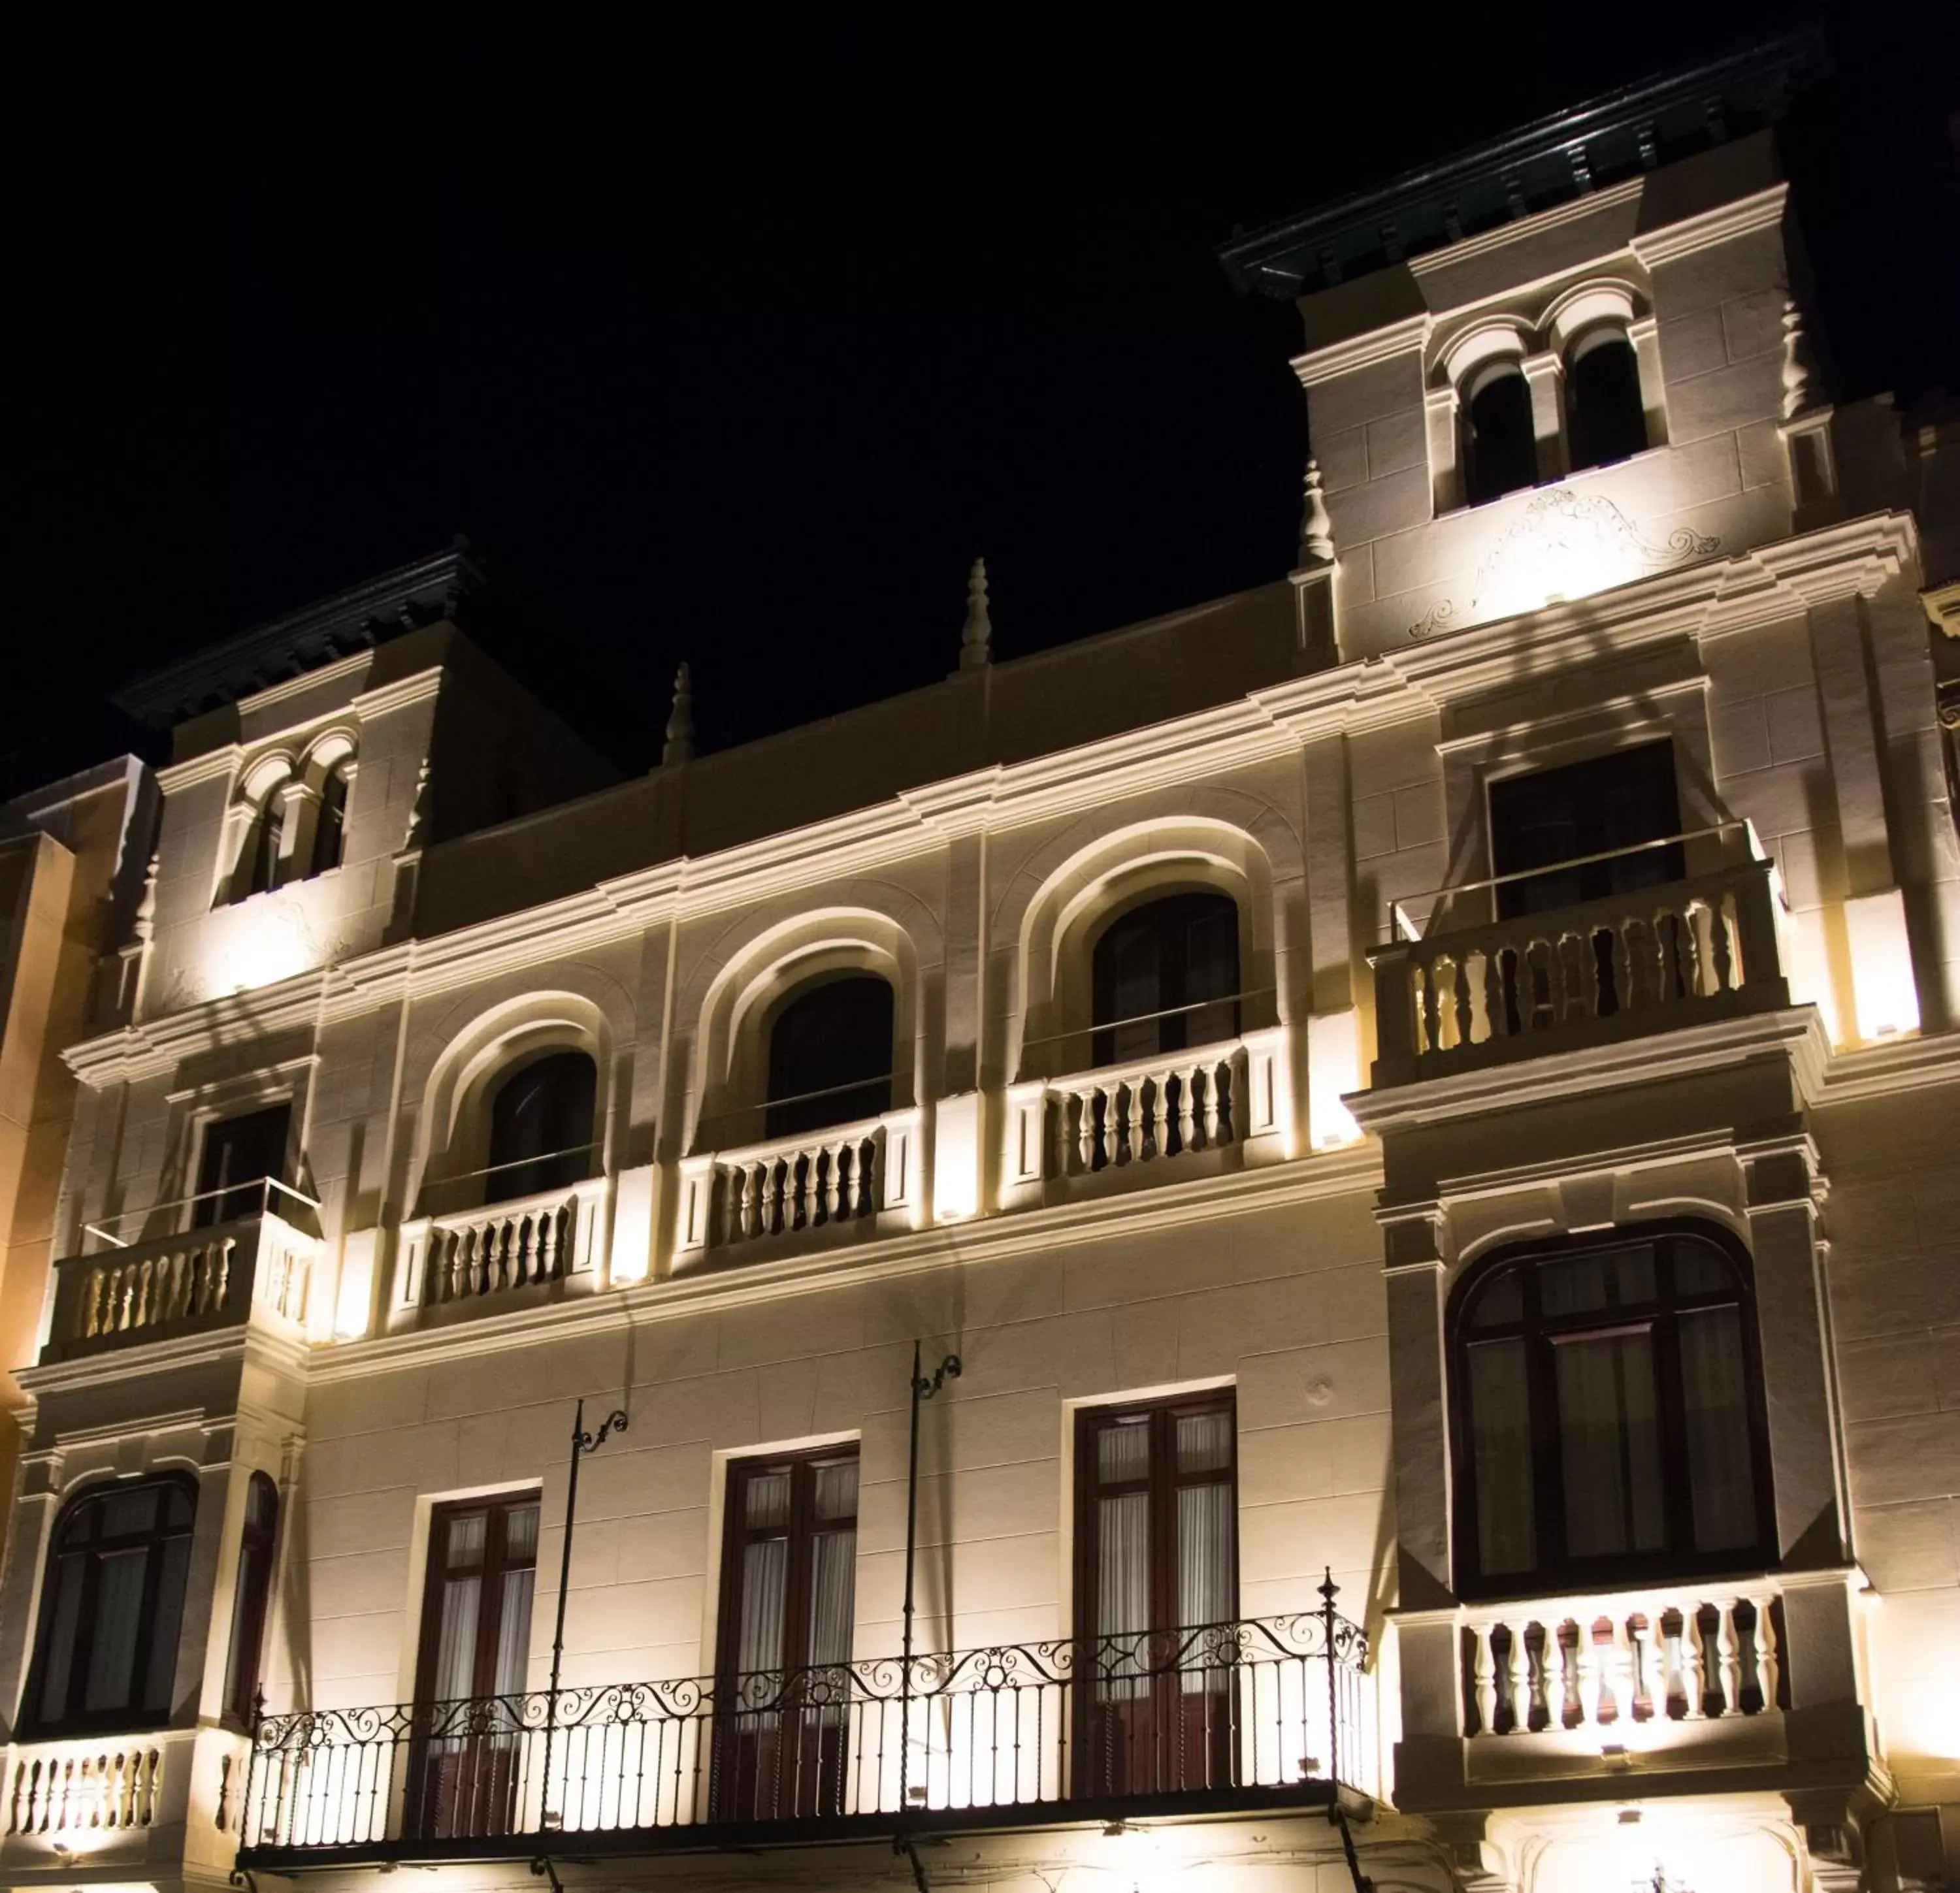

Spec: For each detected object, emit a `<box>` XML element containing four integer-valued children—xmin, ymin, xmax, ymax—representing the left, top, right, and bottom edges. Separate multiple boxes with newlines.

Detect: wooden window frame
<box><xmin>18</xmin><ymin>1471</ymin><xmax>200</xmax><ymax>1740</ymax></box>
<box><xmin>411</xmin><ymin>1492</ymin><xmax>542</xmax><ymax>1708</ymax></box>
<box><xmin>1448</xmin><ymin>1220</ymin><xmax>1778</xmax><ymax>1602</ymax></box>
<box><xmin>1088</xmin><ymin>892</ymin><xmax>1243</xmax><ymax>1067</ymax></box>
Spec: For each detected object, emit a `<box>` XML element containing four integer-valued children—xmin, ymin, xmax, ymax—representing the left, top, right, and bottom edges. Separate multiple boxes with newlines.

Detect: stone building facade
<box><xmin>4</xmin><ymin>39</ymin><xmax>1958</xmax><ymax>1893</ymax></box>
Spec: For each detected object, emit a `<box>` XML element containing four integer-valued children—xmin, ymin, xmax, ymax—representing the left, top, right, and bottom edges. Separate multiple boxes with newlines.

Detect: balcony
<box><xmin>234</xmin><ymin>1611</ymin><xmax>1371</xmax><ymax>1866</ymax></box>
<box><xmin>393</xmin><ymin>1174</ymin><xmax>613</xmax><ymax>1328</ymax></box>
<box><xmin>1002</xmin><ymin>1026</ymin><xmax>1288</xmax><ymax>1208</ymax></box>
<box><xmin>40</xmin><ymin>1180</ymin><xmax>318</xmax><ymax>1364</ymax></box>
<box><xmin>1368</xmin><ymin>835</ymin><xmax>1791</xmax><ymax>1090</ymax></box>
<box><xmin>674</xmin><ymin>1105</ymin><xmax>923</xmax><ymax>1261</ymax></box>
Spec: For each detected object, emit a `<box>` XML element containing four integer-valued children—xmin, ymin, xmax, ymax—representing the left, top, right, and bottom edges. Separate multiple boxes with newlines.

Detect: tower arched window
<box><xmin>223</xmin><ymin>1472</ymin><xmax>280</xmax><ymax>1726</ymax></box>
<box><xmin>241</xmin><ymin>793</ymin><xmax>287</xmax><ymax>899</ymax></box>
<box><xmin>1452</xmin><ymin>1225</ymin><xmax>1772</xmax><ymax>1595</ymax></box>
<box><xmin>310</xmin><ymin>761</ymin><xmax>352</xmax><ymax>875</ymax></box>
<box><xmin>1462</xmin><ymin>362</ymin><xmax>1537</xmax><ymax>506</ymax></box>
<box><xmin>1565</xmin><ymin>329</ymin><xmax>1648</xmax><ymax>472</ymax></box>
<box><xmin>1090</xmin><ymin>892</ymin><xmax>1240</xmax><ymax>1067</ymax></box>
<box><xmin>765</xmin><ymin>976</ymin><xmax>894</xmax><ymax>1140</ymax></box>
<box><xmin>485</xmin><ymin>1050</ymin><xmax>597</xmax><ymax>1203</ymax></box>
<box><xmin>21</xmin><ymin>1474</ymin><xmax>198</xmax><ymax>1736</ymax></box>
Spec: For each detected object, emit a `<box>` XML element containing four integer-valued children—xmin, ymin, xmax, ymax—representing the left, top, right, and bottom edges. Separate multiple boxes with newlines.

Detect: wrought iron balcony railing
<box><xmin>237</xmin><ymin>1611</ymin><xmax>1371</xmax><ymax>1864</ymax></box>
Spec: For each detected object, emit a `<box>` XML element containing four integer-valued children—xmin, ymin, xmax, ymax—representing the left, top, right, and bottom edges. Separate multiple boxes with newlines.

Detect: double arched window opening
<box><xmin>20</xmin><ymin>1474</ymin><xmax>199</xmax><ymax>1738</ymax></box>
<box><xmin>1462</xmin><ymin>361</ymin><xmax>1538</xmax><ymax>508</ymax></box>
<box><xmin>1564</xmin><ymin>327</ymin><xmax>1646</xmax><ymax>474</ymax></box>
<box><xmin>1452</xmin><ymin>1223</ymin><xmax>1774</xmax><ymax>1598</ymax></box>
<box><xmin>229</xmin><ymin>744</ymin><xmax>355</xmax><ymax>905</ymax></box>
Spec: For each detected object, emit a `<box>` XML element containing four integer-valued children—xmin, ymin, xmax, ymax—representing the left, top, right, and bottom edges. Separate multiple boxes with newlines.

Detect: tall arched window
<box><xmin>1462</xmin><ymin>363</ymin><xmax>1537</xmax><ymax>506</ymax></box>
<box><xmin>21</xmin><ymin>1474</ymin><xmax>198</xmax><ymax>1736</ymax></box>
<box><xmin>310</xmin><ymin>761</ymin><xmax>352</xmax><ymax>875</ymax></box>
<box><xmin>241</xmin><ymin>794</ymin><xmax>287</xmax><ymax>899</ymax></box>
<box><xmin>485</xmin><ymin>1051</ymin><xmax>597</xmax><ymax>1203</ymax></box>
<box><xmin>1453</xmin><ymin>1225</ymin><xmax>1772</xmax><ymax>1595</ymax></box>
<box><xmin>766</xmin><ymin>976</ymin><xmax>894</xmax><ymax>1140</ymax></box>
<box><xmin>1565</xmin><ymin>329</ymin><xmax>1647</xmax><ymax>472</ymax></box>
<box><xmin>223</xmin><ymin>1472</ymin><xmax>280</xmax><ymax>1726</ymax></box>
<box><xmin>1090</xmin><ymin>892</ymin><xmax>1239</xmax><ymax>1066</ymax></box>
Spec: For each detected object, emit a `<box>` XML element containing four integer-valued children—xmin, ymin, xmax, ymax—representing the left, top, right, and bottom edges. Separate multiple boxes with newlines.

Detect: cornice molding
<box><xmin>351</xmin><ymin>665</ymin><xmax>446</xmax><ymax>721</ymax></box>
<box><xmin>1629</xmin><ymin>182</ymin><xmax>1789</xmax><ymax>269</ymax></box>
<box><xmin>237</xmin><ymin>647</ymin><xmax>374</xmax><ymax>717</ymax></box>
<box><xmin>156</xmin><ymin>746</ymin><xmax>244</xmax><ymax>796</ymax></box>
<box><xmin>1292</xmin><ymin>314</ymin><xmax>1431</xmax><ymax>391</ymax></box>
<box><xmin>1409</xmin><ymin>176</ymin><xmax>1644</xmax><ymax>280</ymax></box>
<box><xmin>14</xmin><ymin>1318</ymin><xmax>307</xmax><ymax>1400</ymax></box>
<box><xmin>306</xmin><ymin>1143</ymin><xmax>1385</xmax><ymax>1385</ymax></box>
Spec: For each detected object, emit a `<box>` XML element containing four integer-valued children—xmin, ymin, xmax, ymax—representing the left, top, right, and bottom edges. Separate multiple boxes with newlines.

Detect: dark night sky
<box><xmin>6</xmin><ymin>11</ymin><xmax>1956</xmax><ymax>795</ymax></box>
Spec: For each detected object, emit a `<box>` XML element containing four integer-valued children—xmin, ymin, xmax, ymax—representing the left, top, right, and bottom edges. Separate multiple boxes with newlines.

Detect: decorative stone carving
<box><xmin>1780</xmin><ymin>298</ymin><xmax>1821</xmax><ymax>420</ymax></box>
<box><xmin>1299</xmin><ymin>458</ymin><xmax>1335</xmax><ymax>566</ymax></box>
<box><xmin>662</xmin><ymin>662</ymin><xmax>695</xmax><ymax>766</ymax></box>
<box><xmin>959</xmin><ymin>558</ymin><xmax>992</xmax><ymax>671</ymax></box>
<box><xmin>1407</xmin><ymin>490</ymin><xmax>1720</xmax><ymax>641</ymax></box>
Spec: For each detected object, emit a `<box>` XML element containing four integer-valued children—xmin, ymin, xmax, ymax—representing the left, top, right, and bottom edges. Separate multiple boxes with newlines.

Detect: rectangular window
<box><xmin>1073</xmin><ymin>1391</ymin><xmax>1237</xmax><ymax>1795</ymax></box>
<box><xmin>193</xmin><ymin>1103</ymin><xmax>291</xmax><ymax>1227</ymax></box>
<box><xmin>409</xmin><ymin>1493</ymin><xmax>539</xmax><ymax>1841</ymax></box>
<box><xmin>1489</xmin><ymin>740</ymin><xmax>1684</xmax><ymax>920</ymax></box>
<box><xmin>713</xmin><ymin>1444</ymin><xmax>859</xmax><ymax>1820</ymax></box>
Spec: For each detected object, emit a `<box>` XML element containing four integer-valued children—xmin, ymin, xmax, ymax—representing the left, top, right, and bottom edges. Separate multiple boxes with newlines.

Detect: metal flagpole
<box><xmin>898</xmin><ymin>1340</ymin><xmax>960</xmax><ymax>1816</ymax></box>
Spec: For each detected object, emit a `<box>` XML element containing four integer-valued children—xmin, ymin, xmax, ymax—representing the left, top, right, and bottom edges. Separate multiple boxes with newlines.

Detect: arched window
<box><xmin>22</xmin><ymin>1474</ymin><xmax>197</xmax><ymax>1736</ymax></box>
<box><xmin>766</xmin><ymin>976</ymin><xmax>894</xmax><ymax>1140</ymax></box>
<box><xmin>1091</xmin><ymin>892</ymin><xmax>1239</xmax><ymax>1067</ymax></box>
<box><xmin>241</xmin><ymin>794</ymin><xmax>287</xmax><ymax>899</ymax></box>
<box><xmin>310</xmin><ymin>761</ymin><xmax>352</xmax><ymax>875</ymax></box>
<box><xmin>1565</xmin><ymin>329</ymin><xmax>1647</xmax><ymax>472</ymax></box>
<box><xmin>1462</xmin><ymin>363</ymin><xmax>1537</xmax><ymax>506</ymax></box>
<box><xmin>223</xmin><ymin>1472</ymin><xmax>280</xmax><ymax>1726</ymax></box>
<box><xmin>1452</xmin><ymin>1226</ymin><xmax>1772</xmax><ymax>1595</ymax></box>
<box><xmin>485</xmin><ymin>1050</ymin><xmax>597</xmax><ymax>1203</ymax></box>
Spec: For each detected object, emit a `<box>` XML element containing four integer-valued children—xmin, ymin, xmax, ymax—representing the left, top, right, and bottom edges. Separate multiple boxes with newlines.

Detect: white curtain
<box><xmin>1556</xmin><ymin>1331</ymin><xmax>1665</xmax><ymax>1558</ymax></box>
<box><xmin>1098</xmin><ymin>1493</ymin><xmax>1150</xmax><ymax>1700</ymax></box>
<box><xmin>86</xmin><ymin>1548</ymin><xmax>147</xmax><ymax>1712</ymax></box>
<box><xmin>1679</xmin><ymin>1308</ymin><xmax>1757</xmax><ymax>1551</ymax></box>
<box><xmin>1468</xmin><ymin>1339</ymin><xmax>1535</xmax><ymax>1576</ymax></box>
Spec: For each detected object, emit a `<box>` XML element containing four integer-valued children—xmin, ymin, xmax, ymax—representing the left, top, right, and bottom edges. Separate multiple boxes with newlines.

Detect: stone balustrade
<box><xmin>676</xmin><ymin>1105</ymin><xmax>922</xmax><ymax>1256</ymax></box>
<box><xmin>41</xmin><ymin>1212</ymin><xmax>316</xmax><ymax>1364</ymax></box>
<box><xmin>5</xmin><ymin>1740</ymin><xmax>163</xmax><ymax>1836</ymax></box>
<box><xmin>1370</xmin><ymin>856</ymin><xmax>1789</xmax><ymax>1086</ymax></box>
<box><xmin>1462</xmin><ymin>1583</ymin><xmax>1784</xmax><ymax>1737</ymax></box>
<box><xmin>397</xmin><ymin>1174</ymin><xmax>611</xmax><ymax>1316</ymax></box>
<box><xmin>1004</xmin><ymin>1026</ymin><xmax>1288</xmax><ymax>1201</ymax></box>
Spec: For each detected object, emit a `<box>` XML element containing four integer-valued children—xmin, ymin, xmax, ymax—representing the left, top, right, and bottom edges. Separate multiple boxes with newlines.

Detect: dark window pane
<box><xmin>1091</xmin><ymin>893</ymin><xmax>1241</xmax><ymax>1065</ymax></box>
<box><xmin>195</xmin><ymin>1103</ymin><xmax>291</xmax><ymax>1226</ymax></box>
<box><xmin>311</xmin><ymin>765</ymin><xmax>351</xmax><ymax>876</ymax></box>
<box><xmin>1555</xmin><ymin>1330</ymin><xmax>1667</xmax><ymax>1559</ymax></box>
<box><xmin>486</xmin><ymin>1052</ymin><xmax>596</xmax><ymax>1202</ymax></box>
<box><xmin>1490</xmin><ymin>741</ymin><xmax>1684</xmax><ymax>920</ymax></box>
<box><xmin>1567</xmin><ymin>334</ymin><xmax>1648</xmax><ymax>472</ymax></box>
<box><xmin>1679</xmin><ymin>1307</ymin><xmax>1759</xmax><ymax>1551</ymax></box>
<box><xmin>1463</xmin><ymin>366</ymin><xmax>1537</xmax><ymax>504</ymax></box>
<box><xmin>1467</xmin><ymin>1267</ymin><xmax>1524</xmax><ymax>1329</ymax></box>
<box><xmin>765</xmin><ymin>977</ymin><xmax>894</xmax><ymax>1139</ymax></box>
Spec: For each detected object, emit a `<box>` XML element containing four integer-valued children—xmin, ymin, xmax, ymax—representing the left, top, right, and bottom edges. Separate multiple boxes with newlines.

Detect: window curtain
<box><xmin>1468</xmin><ymin>1339</ymin><xmax>1536</xmax><ymax>1576</ymax></box>
<box><xmin>1555</xmin><ymin>1331</ymin><xmax>1666</xmax><ymax>1559</ymax></box>
<box><xmin>1678</xmin><ymin>1307</ymin><xmax>1758</xmax><ymax>1551</ymax></box>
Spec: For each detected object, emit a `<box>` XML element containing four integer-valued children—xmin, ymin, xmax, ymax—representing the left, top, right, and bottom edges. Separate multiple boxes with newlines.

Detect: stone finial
<box><xmin>662</xmin><ymin>662</ymin><xmax>695</xmax><ymax>766</ymax></box>
<box><xmin>1780</xmin><ymin>299</ymin><xmax>1821</xmax><ymax>420</ymax></box>
<box><xmin>404</xmin><ymin>760</ymin><xmax>431</xmax><ymax>852</ymax></box>
<box><xmin>958</xmin><ymin>558</ymin><xmax>992</xmax><ymax>671</ymax></box>
<box><xmin>1299</xmin><ymin>459</ymin><xmax>1335</xmax><ymax>566</ymax></box>
<box><xmin>132</xmin><ymin>849</ymin><xmax>159</xmax><ymax>946</ymax></box>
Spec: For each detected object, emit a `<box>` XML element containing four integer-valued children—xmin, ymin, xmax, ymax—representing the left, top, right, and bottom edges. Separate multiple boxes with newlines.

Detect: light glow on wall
<box><xmin>932</xmin><ymin>1092</ymin><xmax>982</xmax><ymax>1222</ymax></box>
<box><xmin>1846</xmin><ymin>887</ymin><xmax>1921</xmax><ymax>1043</ymax></box>
<box><xmin>1307</xmin><ymin>1009</ymin><xmax>1363</xmax><ymax>1149</ymax></box>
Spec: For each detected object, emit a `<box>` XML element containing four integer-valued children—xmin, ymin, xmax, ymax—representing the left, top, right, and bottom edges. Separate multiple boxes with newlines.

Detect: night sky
<box><xmin>7</xmin><ymin>12</ymin><xmax>1956</xmax><ymax>796</ymax></box>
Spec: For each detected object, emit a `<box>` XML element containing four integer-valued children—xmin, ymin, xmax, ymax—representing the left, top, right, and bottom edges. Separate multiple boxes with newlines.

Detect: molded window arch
<box><xmin>1450</xmin><ymin>1222</ymin><xmax>1774</xmax><ymax>1597</ymax></box>
<box><xmin>308</xmin><ymin>755</ymin><xmax>355</xmax><ymax>875</ymax></box>
<box><xmin>763</xmin><ymin>973</ymin><xmax>896</xmax><ymax>1140</ymax></box>
<box><xmin>20</xmin><ymin>1472</ymin><xmax>199</xmax><ymax>1736</ymax></box>
<box><xmin>230</xmin><ymin>756</ymin><xmax>296</xmax><ymax>903</ymax></box>
<box><xmin>223</xmin><ymin>1471</ymin><xmax>280</xmax><ymax>1726</ymax></box>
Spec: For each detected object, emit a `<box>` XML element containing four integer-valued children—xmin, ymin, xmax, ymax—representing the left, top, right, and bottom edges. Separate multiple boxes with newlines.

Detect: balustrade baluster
<box><xmin>1579</xmin><ymin>1620</ymin><xmax>1605</xmax><ymax>1728</ymax></box>
<box><xmin>1505</xmin><ymin>1624</ymin><xmax>1529</xmax><ymax>1734</ymax></box>
<box><xmin>542</xmin><ymin>1207</ymin><xmax>564</xmax><ymax>1282</ymax></box>
<box><xmin>1716</xmin><ymin>1598</ymin><xmax>1742</xmax><ymax>1715</ymax></box>
<box><xmin>1712</xmin><ymin>896</ymin><xmax>1737</xmax><ymax>992</ymax></box>
<box><xmin>1175</xmin><ymin>1070</ymin><xmax>1198</xmax><ymax>1154</ymax></box>
<box><xmin>1627</xmin><ymin>1615</ymin><xmax>1651</xmax><ymax>1721</ymax></box>
<box><xmin>1750</xmin><ymin>1594</ymin><xmax>1780</xmax><ymax>1709</ymax></box>
<box><xmin>1609</xmin><ymin>1616</ymin><xmax>1635</xmax><ymax>1723</ymax></box>
<box><xmin>1683</xmin><ymin>1606</ymin><xmax>1708</xmax><ymax>1719</ymax></box>
<box><xmin>1420</xmin><ymin>960</ymin><xmax>1442</xmax><ymax>1056</ymax></box>
<box><xmin>739</xmin><ymin>1163</ymin><xmax>760</xmax><ymax>1238</ymax></box>
<box><xmin>1150</xmin><ymin>1071</ymin><xmax>1171</xmax><ymax>1159</ymax></box>
<box><xmin>1471</xmin><ymin>1624</ymin><xmax>1497</xmax><ymax>1736</ymax></box>
<box><xmin>1122</xmin><ymin>1082</ymin><xmax>1144</xmax><ymax>1165</ymax></box>
<box><xmin>1201</xmin><ymin>1065</ymin><xmax>1224</xmax><ymax>1146</ymax></box>
<box><xmin>1076</xmin><ymin>1090</ymin><xmax>1097</xmax><ymax>1173</ymax></box>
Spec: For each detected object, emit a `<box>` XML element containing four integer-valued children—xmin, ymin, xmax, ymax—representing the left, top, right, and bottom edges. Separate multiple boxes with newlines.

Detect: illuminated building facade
<box><xmin>4</xmin><ymin>37</ymin><xmax>1959</xmax><ymax>1893</ymax></box>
